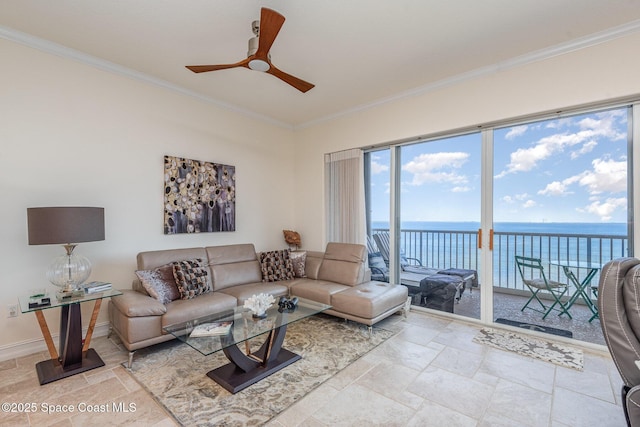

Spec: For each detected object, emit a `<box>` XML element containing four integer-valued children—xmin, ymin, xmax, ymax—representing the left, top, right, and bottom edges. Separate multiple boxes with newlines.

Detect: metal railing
<box><xmin>371</xmin><ymin>227</ymin><xmax>628</xmax><ymax>292</ymax></box>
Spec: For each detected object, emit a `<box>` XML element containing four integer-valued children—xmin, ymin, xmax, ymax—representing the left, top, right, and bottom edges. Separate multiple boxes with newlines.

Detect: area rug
<box><xmin>473</xmin><ymin>327</ymin><xmax>583</xmax><ymax>371</ymax></box>
<box><xmin>125</xmin><ymin>314</ymin><xmax>394</xmax><ymax>426</ymax></box>
<box><xmin>495</xmin><ymin>318</ymin><xmax>573</xmax><ymax>338</ymax></box>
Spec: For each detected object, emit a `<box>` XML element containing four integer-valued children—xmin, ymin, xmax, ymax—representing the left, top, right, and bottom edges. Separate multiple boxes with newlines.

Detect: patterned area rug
<box><xmin>125</xmin><ymin>314</ymin><xmax>394</xmax><ymax>426</ymax></box>
<box><xmin>473</xmin><ymin>327</ymin><xmax>584</xmax><ymax>371</ymax></box>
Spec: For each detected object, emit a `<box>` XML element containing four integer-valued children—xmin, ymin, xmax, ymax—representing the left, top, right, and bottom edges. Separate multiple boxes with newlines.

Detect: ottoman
<box><xmin>330</xmin><ymin>282</ymin><xmax>408</xmax><ymax>327</ymax></box>
<box><xmin>438</xmin><ymin>267</ymin><xmax>478</xmax><ymax>295</ymax></box>
<box><xmin>419</xmin><ymin>274</ymin><xmax>464</xmax><ymax>313</ymax></box>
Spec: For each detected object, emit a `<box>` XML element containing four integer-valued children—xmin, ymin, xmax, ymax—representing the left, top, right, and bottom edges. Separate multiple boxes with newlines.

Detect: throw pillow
<box><xmin>289</xmin><ymin>251</ymin><xmax>307</xmax><ymax>278</ymax></box>
<box><xmin>135</xmin><ymin>264</ymin><xmax>181</xmax><ymax>305</ymax></box>
<box><xmin>172</xmin><ymin>258</ymin><xmax>212</xmax><ymax>300</ymax></box>
<box><xmin>260</xmin><ymin>250</ymin><xmax>294</xmax><ymax>282</ymax></box>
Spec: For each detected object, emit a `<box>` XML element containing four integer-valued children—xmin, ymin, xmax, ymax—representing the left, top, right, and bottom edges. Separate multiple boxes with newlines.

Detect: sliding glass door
<box><xmin>492</xmin><ymin>108</ymin><xmax>631</xmax><ymax>344</ymax></box>
<box><xmin>363</xmin><ymin>104</ymin><xmax>634</xmax><ymax>345</ymax></box>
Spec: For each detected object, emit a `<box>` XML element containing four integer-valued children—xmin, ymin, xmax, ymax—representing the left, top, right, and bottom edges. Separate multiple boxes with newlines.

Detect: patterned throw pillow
<box><xmin>172</xmin><ymin>258</ymin><xmax>212</xmax><ymax>300</ymax></box>
<box><xmin>260</xmin><ymin>250</ymin><xmax>294</xmax><ymax>282</ymax></box>
<box><xmin>135</xmin><ymin>264</ymin><xmax>181</xmax><ymax>305</ymax></box>
<box><xmin>289</xmin><ymin>251</ymin><xmax>307</xmax><ymax>278</ymax></box>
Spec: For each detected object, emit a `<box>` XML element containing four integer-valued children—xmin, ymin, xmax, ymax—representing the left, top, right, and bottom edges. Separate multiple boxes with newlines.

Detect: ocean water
<box><xmin>371</xmin><ymin>221</ymin><xmax>627</xmax><ymax>236</ymax></box>
<box><xmin>369</xmin><ymin>221</ymin><xmax>629</xmax><ymax>286</ymax></box>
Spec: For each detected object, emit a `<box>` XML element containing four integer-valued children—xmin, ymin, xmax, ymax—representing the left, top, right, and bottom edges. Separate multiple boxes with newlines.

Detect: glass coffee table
<box><xmin>163</xmin><ymin>297</ymin><xmax>331</xmax><ymax>393</ymax></box>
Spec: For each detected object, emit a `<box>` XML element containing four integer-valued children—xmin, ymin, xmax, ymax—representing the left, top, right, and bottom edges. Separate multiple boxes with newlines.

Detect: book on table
<box><xmin>83</xmin><ymin>281</ymin><xmax>112</xmax><ymax>293</ymax></box>
<box><xmin>190</xmin><ymin>321</ymin><xmax>233</xmax><ymax>337</ymax></box>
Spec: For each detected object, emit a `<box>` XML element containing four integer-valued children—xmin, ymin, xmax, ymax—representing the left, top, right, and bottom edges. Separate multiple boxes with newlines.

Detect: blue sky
<box><xmin>369</xmin><ymin>108</ymin><xmax>628</xmax><ymax>223</ymax></box>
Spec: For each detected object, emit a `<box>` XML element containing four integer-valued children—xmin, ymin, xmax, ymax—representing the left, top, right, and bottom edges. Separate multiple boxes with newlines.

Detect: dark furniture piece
<box><xmin>418</xmin><ymin>275</ymin><xmax>462</xmax><ymax>313</ymax></box>
<box><xmin>598</xmin><ymin>257</ymin><xmax>640</xmax><ymax>427</ymax></box>
<box><xmin>164</xmin><ymin>297</ymin><xmax>331</xmax><ymax>394</ymax></box>
<box><xmin>19</xmin><ymin>289</ymin><xmax>122</xmax><ymax>385</ymax></box>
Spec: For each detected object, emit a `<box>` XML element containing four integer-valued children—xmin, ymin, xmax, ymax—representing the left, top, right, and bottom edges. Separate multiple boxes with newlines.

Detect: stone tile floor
<box><xmin>0</xmin><ymin>311</ymin><xmax>625</xmax><ymax>426</ymax></box>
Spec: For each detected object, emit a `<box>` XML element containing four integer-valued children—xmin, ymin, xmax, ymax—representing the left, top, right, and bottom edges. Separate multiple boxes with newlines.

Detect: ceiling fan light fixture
<box><xmin>248</xmin><ymin>59</ymin><xmax>270</xmax><ymax>72</ymax></box>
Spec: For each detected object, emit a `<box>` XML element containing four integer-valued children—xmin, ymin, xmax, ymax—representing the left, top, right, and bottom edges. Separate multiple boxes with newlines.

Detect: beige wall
<box><xmin>0</xmin><ymin>39</ymin><xmax>295</xmax><ymax>350</ymax></box>
<box><xmin>292</xmin><ymin>32</ymin><xmax>640</xmax><ymax>250</ymax></box>
<box><xmin>2</xmin><ymin>29</ymin><xmax>640</xmax><ymax>356</ymax></box>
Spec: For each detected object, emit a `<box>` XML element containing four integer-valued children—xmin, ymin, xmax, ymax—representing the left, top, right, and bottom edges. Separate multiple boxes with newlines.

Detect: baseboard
<box><xmin>0</xmin><ymin>321</ymin><xmax>111</xmax><ymax>362</ymax></box>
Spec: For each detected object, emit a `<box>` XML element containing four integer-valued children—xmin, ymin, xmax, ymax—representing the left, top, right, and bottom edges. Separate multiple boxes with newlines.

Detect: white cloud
<box><xmin>537</xmin><ymin>157</ymin><xmax>625</xmax><ymax>198</ymax></box>
<box><xmin>538</xmin><ymin>181</ymin><xmax>572</xmax><ymax>196</ymax></box>
<box><xmin>370</xmin><ymin>160</ymin><xmax>389</xmax><ymax>175</ymax></box>
<box><xmin>578</xmin><ymin>158</ymin><xmax>627</xmax><ymax>194</ymax></box>
<box><xmin>402</xmin><ymin>152</ymin><xmax>469</xmax><ymax>186</ymax></box>
<box><xmin>452</xmin><ymin>186</ymin><xmax>470</xmax><ymax>192</ymax></box>
<box><xmin>502</xmin><ymin>195</ymin><xmax>513</xmax><ymax>204</ymax></box>
<box><xmin>582</xmin><ymin>197</ymin><xmax>627</xmax><ymax>221</ymax></box>
<box><xmin>496</xmin><ymin>110</ymin><xmax>626</xmax><ymax>178</ymax></box>
<box><xmin>570</xmin><ymin>140</ymin><xmax>597</xmax><ymax>159</ymax></box>
<box><xmin>505</xmin><ymin>125</ymin><xmax>528</xmax><ymax>140</ymax></box>
<box><xmin>522</xmin><ymin>200</ymin><xmax>537</xmax><ymax>208</ymax></box>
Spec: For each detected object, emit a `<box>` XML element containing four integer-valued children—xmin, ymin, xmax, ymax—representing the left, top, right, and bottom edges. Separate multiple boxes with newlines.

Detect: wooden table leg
<box><xmin>34</xmin><ymin>310</ymin><xmax>59</xmax><ymax>361</ymax></box>
<box><xmin>83</xmin><ymin>299</ymin><xmax>102</xmax><ymax>352</ymax></box>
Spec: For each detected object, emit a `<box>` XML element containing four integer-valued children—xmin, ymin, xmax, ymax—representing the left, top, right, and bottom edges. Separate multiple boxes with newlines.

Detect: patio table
<box><xmin>550</xmin><ymin>260</ymin><xmax>600</xmax><ymax>322</ymax></box>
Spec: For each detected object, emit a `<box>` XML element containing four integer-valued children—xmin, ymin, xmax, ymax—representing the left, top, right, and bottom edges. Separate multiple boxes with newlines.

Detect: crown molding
<box><xmin>0</xmin><ymin>25</ymin><xmax>293</xmax><ymax>130</ymax></box>
<box><xmin>295</xmin><ymin>18</ymin><xmax>640</xmax><ymax>130</ymax></box>
<box><xmin>2</xmin><ymin>18</ymin><xmax>639</xmax><ymax>132</ymax></box>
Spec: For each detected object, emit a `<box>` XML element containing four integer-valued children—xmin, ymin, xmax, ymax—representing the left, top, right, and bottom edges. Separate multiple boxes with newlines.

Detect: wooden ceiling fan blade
<box><xmin>186</xmin><ymin>58</ymin><xmax>250</xmax><ymax>73</ymax></box>
<box><xmin>255</xmin><ymin>8</ymin><xmax>285</xmax><ymax>57</ymax></box>
<box><xmin>267</xmin><ymin>64</ymin><xmax>315</xmax><ymax>93</ymax></box>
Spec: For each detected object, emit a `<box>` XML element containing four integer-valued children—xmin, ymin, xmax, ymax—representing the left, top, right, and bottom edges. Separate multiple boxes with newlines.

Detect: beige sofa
<box><xmin>108</xmin><ymin>242</ymin><xmax>408</xmax><ymax>366</ymax></box>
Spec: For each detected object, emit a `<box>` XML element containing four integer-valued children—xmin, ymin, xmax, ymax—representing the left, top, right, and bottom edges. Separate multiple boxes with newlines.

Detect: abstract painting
<box><xmin>164</xmin><ymin>155</ymin><xmax>236</xmax><ymax>234</ymax></box>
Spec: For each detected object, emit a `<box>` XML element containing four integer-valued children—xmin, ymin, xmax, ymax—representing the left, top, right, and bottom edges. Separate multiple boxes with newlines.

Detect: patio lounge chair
<box><xmin>367</xmin><ymin>234</ymin><xmax>476</xmax><ymax>304</ymax></box>
<box><xmin>371</xmin><ymin>232</ymin><xmax>477</xmax><ymax>295</ymax></box>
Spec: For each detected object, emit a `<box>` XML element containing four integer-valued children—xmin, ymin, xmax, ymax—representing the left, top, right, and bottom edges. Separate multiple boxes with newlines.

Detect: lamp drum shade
<box><xmin>27</xmin><ymin>207</ymin><xmax>105</xmax><ymax>245</ymax></box>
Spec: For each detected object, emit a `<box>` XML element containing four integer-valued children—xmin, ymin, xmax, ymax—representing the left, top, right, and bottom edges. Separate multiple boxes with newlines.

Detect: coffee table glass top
<box><xmin>163</xmin><ymin>297</ymin><xmax>331</xmax><ymax>356</ymax></box>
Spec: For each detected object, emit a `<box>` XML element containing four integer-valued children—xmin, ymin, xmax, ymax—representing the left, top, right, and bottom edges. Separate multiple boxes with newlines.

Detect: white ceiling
<box><xmin>2</xmin><ymin>1</ymin><xmax>640</xmax><ymax>128</ymax></box>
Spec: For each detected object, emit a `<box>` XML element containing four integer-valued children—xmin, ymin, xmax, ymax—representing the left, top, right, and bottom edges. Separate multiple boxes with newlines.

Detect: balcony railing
<box><xmin>372</xmin><ymin>227</ymin><xmax>629</xmax><ymax>292</ymax></box>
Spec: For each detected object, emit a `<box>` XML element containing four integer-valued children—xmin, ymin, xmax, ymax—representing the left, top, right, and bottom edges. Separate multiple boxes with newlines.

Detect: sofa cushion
<box><xmin>218</xmin><ymin>282</ymin><xmax>289</xmax><ymax>305</ymax></box>
<box><xmin>330</xmin><ymin>283</ymin><xmax>408</xmax><ymax>320</ymax></box>
<box><xmin>137</xmin><ymin>247</ymin><xmax>208</xmax><ymax>270</ymax></box>
<box><xmin>135</xmin><ymin>264</ymin><xmax>181</xmax><ymax>304</ymax></box>
<box><xmin>110</xmin><ymin>289</ymin><xmax>167</xmax><ymax>317</ymax></box>
<box><xmin>161</xmin><ymin>292</ymin><xmax>237</xmax><ymax>328</ymax></box>
<box><xmin>317</xmin><ymin>243</ymin><xmax>366</xmax><ymax>286</ymax></box>
<box><xmin>289</xmin><ymin>279</ymin><xmax>349</xmax><ymax>305</ymax></box>
<box><xmin>303</xmin><ymin>251</ymin><xmax>324</xmax><ymax>279</ymax></box>
<box><xmin>260</xmin><ymin>249</ymin><xmax>294</xmax><ymax>282</ymax></box>
<box><xmin>290</xmin><ymin>251</ymin><xmax>307</xmax><ymax>278</ymax></box>
<box><xmin>173</xmin><ymin>258</ymin><xmax>212</xmax><ymax>299</ymax></box>
<box><xmin>206</xmin><ymin>244</ymin><xmax>262</xmax><ymax>290</ymax></box>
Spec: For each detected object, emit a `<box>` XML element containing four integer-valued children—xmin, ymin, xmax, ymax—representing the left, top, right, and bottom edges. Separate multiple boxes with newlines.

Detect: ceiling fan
<box><xmin>186</xmin><ymin>7</ymin><xmax>315</xmax><ymax>93</ymax></box>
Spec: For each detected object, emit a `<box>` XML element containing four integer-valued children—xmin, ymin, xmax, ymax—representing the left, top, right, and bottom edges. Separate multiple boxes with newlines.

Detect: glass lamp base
<box><xmin>46</xmin><ymin>251</ymin><xmax>92</xmax><ymax>291</ymax></box>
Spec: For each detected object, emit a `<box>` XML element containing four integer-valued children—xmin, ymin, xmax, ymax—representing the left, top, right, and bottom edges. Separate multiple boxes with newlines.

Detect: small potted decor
<box><xmin>244</xmin><ymin>293</ymin><xmax>276</xmax><ymax>319</ymax></box>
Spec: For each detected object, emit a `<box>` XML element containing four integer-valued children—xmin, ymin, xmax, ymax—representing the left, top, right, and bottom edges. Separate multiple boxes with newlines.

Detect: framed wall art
<box><xmin>164</xmin><ymin>155</ymin><xmax>236</xmax><ymax>234</ymax></box>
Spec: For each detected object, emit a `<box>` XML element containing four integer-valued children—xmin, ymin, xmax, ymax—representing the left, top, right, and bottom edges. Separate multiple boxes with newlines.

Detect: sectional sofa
<box><xmin>108</xmin><ymin>242</ymin><xmax>409</xmax><ymax>366</ymax></box>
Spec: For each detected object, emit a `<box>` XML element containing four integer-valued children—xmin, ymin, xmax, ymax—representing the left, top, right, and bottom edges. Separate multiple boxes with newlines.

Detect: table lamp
<box><xmin>27</xmin><ymin>207</ymin><xmax>105</xmax><ymax>292</ymax></box>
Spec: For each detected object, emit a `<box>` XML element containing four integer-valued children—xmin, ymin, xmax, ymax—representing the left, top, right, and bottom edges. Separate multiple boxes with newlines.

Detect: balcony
<box><xmin>371</xmin><ymin>227</ymin><xmax>629</xmax><ymax>345</ymax></box>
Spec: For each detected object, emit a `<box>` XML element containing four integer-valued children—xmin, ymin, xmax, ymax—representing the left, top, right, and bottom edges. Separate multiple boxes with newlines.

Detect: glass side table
<box><xmin>19</xmin><ymin>288</ymin><xmax>122</xmax><ymax>385</ymax></box>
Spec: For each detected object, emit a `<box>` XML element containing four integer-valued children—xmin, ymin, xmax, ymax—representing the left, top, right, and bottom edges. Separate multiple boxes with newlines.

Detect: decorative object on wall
<box><xmin>164</xmin><ymin>155</ymin><xmax>236</xmax><ymax>234</ymax></box>
<box><xmin>283</xmin><ymin>229</ymin><xmax>301</xmax><ymax>250</ymax></box>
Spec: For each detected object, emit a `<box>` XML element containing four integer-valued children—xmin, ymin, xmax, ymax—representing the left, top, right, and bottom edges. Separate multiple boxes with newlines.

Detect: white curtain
<box><xmin>324</xmin><ymin>148</ymin><xmax>365</xmax><ymax>244</ymax></box>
